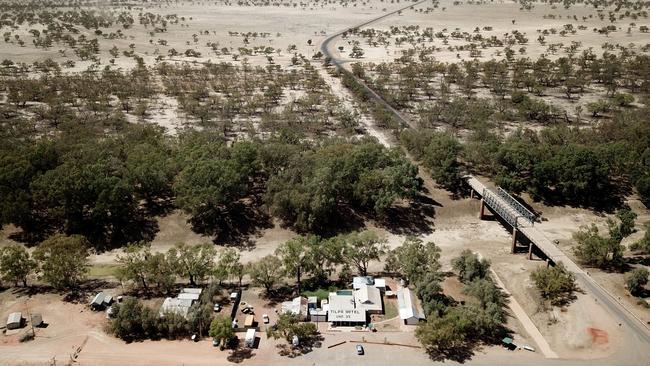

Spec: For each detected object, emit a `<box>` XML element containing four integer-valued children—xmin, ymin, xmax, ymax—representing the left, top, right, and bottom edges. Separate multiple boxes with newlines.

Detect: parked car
<box><xmin>262</xmin><ymin>314</ymin><xmax>270</xmax><ymax>324</ymax></box>
<box><xmin>356</xmin><ymin>345</ymin><xmax>364</xmax><ymax>355</ymax></box>
<box><xmin>213</xmin><ymin>304</ymin><xmax>221</xmax><ymax>312</ymax></box>
<box><xmin>212</xmin><ymin>339</ymin><xmax>219</xmax><ymax>347</ymax></box>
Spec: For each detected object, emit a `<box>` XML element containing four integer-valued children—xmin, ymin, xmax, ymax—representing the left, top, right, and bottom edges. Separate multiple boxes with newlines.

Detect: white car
<box><xmin>262</xmin><ymin>314</ymin><xmax>270</xmax><ymax>324</ymax></box>
<box><xmin>213</xmin><ymin>304</ymin><xmax>221</xmax><ymax>312</ymax></box>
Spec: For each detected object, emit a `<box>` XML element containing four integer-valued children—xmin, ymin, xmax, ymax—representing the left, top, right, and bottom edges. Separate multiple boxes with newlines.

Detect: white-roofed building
<box><xmin>6</xmin><ymin>312</ymin><xmax>22</xmax><ymax>330</ymax></box>
<box><xmin>354</xmin><ymin>284</ymin><xmax>383</xmax><ymax>314</ymax></box>
<box><xmin>181</xmin><ymin>288</ymin><xmax>203</xmax><ymax>295</ymax></box>
<box><xmin>177</xmin><ymin>292</ymin><xmax>200</xmax><ymax>301</ymax></box>
<box><xmin>352</xmin><ymin>276</ymin><xmax>374</xmax><ymax>290</ymax></box>
<box><xmin>281</xmin><ymin>297</ymin><xmax>308</xmax><ymax>319</ymax></box>
<box><xmin>374</xmin><ymin>278</ymin><xmax>386</xmax><ymax>292</ymax></box>
<box><xmin>327</xmin><ymin>290</ymin><xmax>366</xmax><ymax>326</ymax></box>
<box><xmin>159</xmin><ymin>297</ymin><xmax>193</xmax><ymax>318</ymax></box>
<box><xmin>397</xmin><ymin>288</ymin><xmax>425</xmax><ymax>325</ymax></box>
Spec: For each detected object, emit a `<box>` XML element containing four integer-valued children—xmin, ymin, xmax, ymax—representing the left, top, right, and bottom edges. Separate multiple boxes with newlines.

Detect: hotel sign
<box><xmin>328</xmin><ymin>309</ymin><xmax>365</xmax><ymax>322</ymax></box>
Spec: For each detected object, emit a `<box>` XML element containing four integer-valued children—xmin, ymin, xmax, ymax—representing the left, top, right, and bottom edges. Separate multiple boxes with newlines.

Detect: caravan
<box><xmin>244</xmin><ymin>328</ymin><xmax>256</xmax><ymax>348</ymax></box>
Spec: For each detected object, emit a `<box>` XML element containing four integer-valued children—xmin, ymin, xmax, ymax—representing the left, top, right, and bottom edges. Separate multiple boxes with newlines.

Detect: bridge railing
<box><xmin>495</xmin><ymin>187</ymin><xmax>536</xmax><ymax>225</ymax></box>
<box><xmin>483</xmin><ymin>188</ymin><xmax>520</xmax><ymax>229</ymax></box>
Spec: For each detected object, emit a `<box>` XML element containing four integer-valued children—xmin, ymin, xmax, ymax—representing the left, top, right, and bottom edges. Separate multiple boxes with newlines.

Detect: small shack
<box><xmin>30</xmin><ymin>313</ymin><xmax>43</xmax><ymax>328</ymax></box>
<box><xmin>6</xmin><ymin>312</ymin><xmax>23</xmax><ymax>330</ymax></box>
<box><xmin>90</xmin><ymin>292</ymin><xmax>113</xmax><ymax>310</ymax></box>
<box><xmin>90</xmin><ymin>292</ymin><xmax>105</xmax><ymax>310</ymax></box>
<box><xmin>309</xmin><ymin>308</ymin><xmax>327</xmax><ymax>322</ymax></box>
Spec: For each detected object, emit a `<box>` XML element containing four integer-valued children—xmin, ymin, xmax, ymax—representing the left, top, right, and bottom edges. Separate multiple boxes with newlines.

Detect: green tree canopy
<box><xmin>248</xmin><ymin>255</ymin><xmax>284</xmax><ymax>293</ymax></box>
<box><xmin>174</xmin><ymin>136</ymin><xmax>260</xmax><ymax>236</ymax></box>
<box><xmin>625</xmin><ymin>268</ymin><xmax>649</xmax><ymax>296</ymax></box>
<box><xmin>0</xmin><ymin>244</ymin><xmax>35</xmax><ymax>287</ymax></box>
<box><xmin>266</xmin><ymin>313</ymin><xmax>317</xmax><ymax>344</ymax></box>
<box><xmin>341</xmin><ymin>230</ymin><xmax>387</xmax><ymax>276</ymax></box>
<box><xmin>386</xmin><ymin>237</ymin><xmax>442</xmax><ymax>285</ymax></box>
<box><xmin>451</xmin><ymin>250</ymin><xmax>491</xmax><ymax>284</ymax></box>
<box><xmin>573</xmin><ymin>224</ymin><xmax>624</xmax><ymax>268</ymax></box>
<box><xmin>630</xmin><ymin>224</ymin><xmax>650</xmax><ymax>254</ymax></box>
<box><xmin>530</xmin><ymin>263</ymin><xmax>576</xmax><ymax>306</ymax></box>
<box><xmin>209</xmin><ymin>315</ymin><xmax>235</xmax><ymax>349</ymax></box>
<box><xmin>33</xmin><ymin>234</ymin><xmax>90</xmax><ymax>290</ymax></box>
<box><xmin>167</xmin><ymin>242</ymin><xmax>216</xmax><ymax>286</ymax></box>
<box><xmin>116</xmin><ymin>241</ymin><xmax>175</xmax><ymax>293</ymax></box>
<box><xmin>275</xmin><ymin>235</ymin><xmax>317</xmax><ymax>294</ymax></box>
<box><xmin>266</xmin><ymin>138</ymin><xmax>419</xmax><ymax>232</ymax></box>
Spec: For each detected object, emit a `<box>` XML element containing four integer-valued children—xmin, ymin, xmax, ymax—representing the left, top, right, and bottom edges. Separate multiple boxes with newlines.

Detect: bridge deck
<box><xmin>465</xmin><ymin>176</ymin><xmax>583</xmax><ymax>273</ymax></box>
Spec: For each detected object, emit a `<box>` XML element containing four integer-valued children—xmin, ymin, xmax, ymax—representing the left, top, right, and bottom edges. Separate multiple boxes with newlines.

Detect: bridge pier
<box><xmin>528</xmin><ymin>243</ymin><xmax>533</xmax><ymax>260</ymax></box>
<box><xmin>479</xmin><ymin>199</ymin><xmax>485</xmax><ymax>219</ymax></box>
<box><xmin>511</xmin><ymin>228</ymin><xmax>518</xmax><ymax>254</ymax></box>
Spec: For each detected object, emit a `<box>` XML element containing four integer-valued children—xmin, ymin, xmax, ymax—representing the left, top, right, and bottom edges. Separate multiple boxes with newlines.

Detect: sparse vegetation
<box><xmin>530</xmin><ymin>263</ymin><xmax>577</xmax><ymax>306</ymax></box>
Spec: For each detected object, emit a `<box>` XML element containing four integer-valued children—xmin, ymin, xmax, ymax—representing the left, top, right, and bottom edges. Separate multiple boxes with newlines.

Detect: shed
<box><xmin>309</xmin><ymin>308</ymin><xmax>327</xmax><ymax>322</ymax></box>
<box><xmin>182</xmin><ymin>288</ymin><xmax>203</xmax><ymax>295</ymax></box>
<box><xmin>397</xmin><ymin>288</ymin><xmax>424</xmax><ymax>325</ymax></box>
<box><xmin>352</xmin><ymin>276</ymin><xmax>374</xmax><ymax>290</ymax></box>
<box><xmin>159</xmin><ymin>297</ymin><xmax>192</xmax><ymax>318</ymax></box>
<box><xmin>30</xmin><ymin>313</ymin><xmax>43</xmax><ymax>328</ymax></box>
<box><xmin>281</xmin><ymin>297</ymin><xmax>308</xmax><ymax>319</ymax></box>
<box><xmin>6</xmin><ymin>312</ymin><xmax>22</xmax><ymax>330</ymax></box>
<box><xmin>90</xmin><ymin>292</ymin><xmax>106</xmax><ymax>310</ymax></box>
<box><xmin>103</xmin><ymin>295</ymin><xmax>113</xmax><ymax>307</ymax></box>
<box><xmin>177</xmin><ymin>292</ymin><xmax>200</xmax><ymax>302</ymax></box>
<box><xmin>374</xmin><ymin>278</ymin><xmax>386</xmax><ymax>292</ymax></box>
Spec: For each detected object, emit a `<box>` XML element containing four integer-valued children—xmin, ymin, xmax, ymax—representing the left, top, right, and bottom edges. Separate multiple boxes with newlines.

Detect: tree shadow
<box><xmin>189</xmin><ymin>200</ymin><xmax>273</xmax><ymax>249</ymax></box>
<box><xmin>262</xmin><ymin>285</ymin><xmax>295</xmax><ymax>307</ymax></box>
<box><xmin>9</xmin><ymin>279</ymin><xmax>117</xmax><ymax>303</ymax></box>
<box><xmin>424</xmin><ymin>342</ymin><xmax>476</xmax><ymax>363</ymax></box>
<box><xmin>374</xmin><ymin>194</ymin><xmax>438</xmax><ymax>236</ymax></box>
<box><xmin>532</xmin><ymin>184</ymin><xmax>629</xmax><ymax>214</ymax></box>
<box><xmin>8</xmin><ymin>209</ymin><xmax>159</xmax><ymax>253</ymax></box>
<box><xmin>305</xmin><ymin>205</ymin><xmax>367</xmax><ymax>238</ymax></box>
<box><xmin>275</xmin><ymin>333</ymin><xmax>324</xmax><ymax>358</ymax></box>
<box><xmin>625</xmin><ymin>255</ymin><xmax>650</xmax><ymax>269</ymax></box>
<box><xmin>227</xmin><ymin>345</ymin><xmax>255</xmax><ymax>363</ymax></box>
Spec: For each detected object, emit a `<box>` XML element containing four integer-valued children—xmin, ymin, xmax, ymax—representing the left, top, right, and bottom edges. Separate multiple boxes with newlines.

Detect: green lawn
<box><xmin>384</xmin><ymin>301</ymin><xmax>398</xmax><ymax>319</ymax></box>
<box><xmin>88</xmin><ymin>264</ymin><xmax>120</xmax><ymax>278</ymax></box>
<box><xmin>303</xmin><ymin>286</ymin><xmax>339</xmax><ymax>300</ymax></box>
